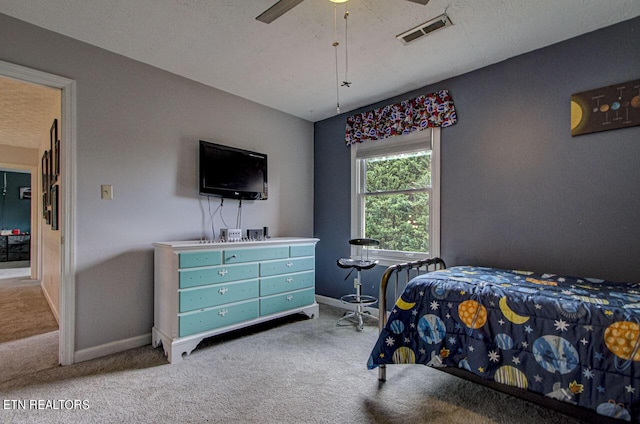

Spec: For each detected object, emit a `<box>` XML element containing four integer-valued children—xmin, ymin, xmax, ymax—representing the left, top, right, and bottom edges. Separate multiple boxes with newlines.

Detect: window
<box><xmin>350</xmin><ymin>128</ymin><xmax>440</xmax><ymax>265</ymax></box>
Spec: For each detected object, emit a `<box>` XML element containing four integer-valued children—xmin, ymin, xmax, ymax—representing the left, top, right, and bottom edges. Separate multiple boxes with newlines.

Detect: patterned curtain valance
<box><xmin>345</xmin><ymin>89</ymin><xmax>457</xmax><ymax>145</ymax></box>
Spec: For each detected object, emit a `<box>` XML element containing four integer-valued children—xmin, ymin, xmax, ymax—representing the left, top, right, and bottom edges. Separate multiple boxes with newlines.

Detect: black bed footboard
<box><xmin>378</xmin><ymin>257</ymin><xmax>446</xmax><ymax>381</ymax></box>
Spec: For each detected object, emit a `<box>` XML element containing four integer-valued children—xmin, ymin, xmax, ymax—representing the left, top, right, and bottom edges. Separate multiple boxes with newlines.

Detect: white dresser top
<box><xmin>153</xmin><ymin>237</ymin><xmax>319</xmax><ymax>251</ymax></box>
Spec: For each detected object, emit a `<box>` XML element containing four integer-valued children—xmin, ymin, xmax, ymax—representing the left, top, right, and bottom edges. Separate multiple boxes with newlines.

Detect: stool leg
<box><xmin>337</xmin><ymin>267</ymin><xmax>378</xmax><ymax>331</ymax></box>
<box><xmin>355</xmin><ymin>270</ymin><xmax>364</xmax><ymax>331</ymax></box>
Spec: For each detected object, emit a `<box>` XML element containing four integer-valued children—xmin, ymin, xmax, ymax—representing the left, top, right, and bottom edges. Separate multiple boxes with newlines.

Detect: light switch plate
<box><xmin>101</xmin><ymin>184</ymin><xmax>113</xmax><ymax>200</ymax></box>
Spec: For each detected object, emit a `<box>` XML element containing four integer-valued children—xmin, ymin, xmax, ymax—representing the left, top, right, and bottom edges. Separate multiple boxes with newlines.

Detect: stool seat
<box><xmin>348</xmin><ymin>238</ymin><xmax>380</xmax><ymax>247</ymax></box>
<box><xmin>336</xmin><ymin>258</ymin><xmax>378</xmax><ymax>271</ymax></box>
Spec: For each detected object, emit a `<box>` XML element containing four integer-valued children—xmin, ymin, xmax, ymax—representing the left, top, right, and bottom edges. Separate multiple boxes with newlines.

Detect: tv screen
<box><xmin>199</xmin><ymin>141</ymin><xmax>268</xmax><ymax>200</ymax></box>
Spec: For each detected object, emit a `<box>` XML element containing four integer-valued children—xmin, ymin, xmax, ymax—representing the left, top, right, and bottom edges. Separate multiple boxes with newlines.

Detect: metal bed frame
<box><xmin>377</xmin><ymin>257</ymin><xmax>446</xmax><ymax>382</ymax></box>
<box><xmin>374</xmin><ymin>257</ymin><xmax>625</xmax><ymax>424</ymax></box>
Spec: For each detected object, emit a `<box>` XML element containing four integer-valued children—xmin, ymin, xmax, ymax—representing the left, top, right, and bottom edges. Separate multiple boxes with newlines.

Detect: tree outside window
<box><xmin>361</xmin><ymin>151</ymin><xmax>431</xmax><ymax>254</ymax></box>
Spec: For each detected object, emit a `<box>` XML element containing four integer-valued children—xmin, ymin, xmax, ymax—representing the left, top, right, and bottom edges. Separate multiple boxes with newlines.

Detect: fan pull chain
<box><xmin>342</xmin><ymin>3</ymin><xmax>351</xmax><ymax>88</ymax></box>
<box><xmin>333</xmin><ymin>1</ymin><xmax>352</xmax><ymax>114</ymax></box>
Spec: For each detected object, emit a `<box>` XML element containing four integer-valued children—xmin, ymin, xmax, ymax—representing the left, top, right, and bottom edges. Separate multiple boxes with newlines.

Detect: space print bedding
<box><xmin>368</xmin><ymin>266</ymin><xmax>640</xmax><ymax>421</ymax></box>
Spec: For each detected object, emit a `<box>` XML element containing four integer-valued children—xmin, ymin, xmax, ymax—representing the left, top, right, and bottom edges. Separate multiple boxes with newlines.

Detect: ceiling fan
<box><xmin>256</xmin><ymin>0</ymin><xmax>430</xmax><ymax>24</ymax></box>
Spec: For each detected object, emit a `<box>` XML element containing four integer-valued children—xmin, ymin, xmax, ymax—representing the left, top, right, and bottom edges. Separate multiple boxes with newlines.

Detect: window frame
<box><xmin>350</xmin><ymin>128</ymin><xmax>441</xmax><ymax>266</ymax></box>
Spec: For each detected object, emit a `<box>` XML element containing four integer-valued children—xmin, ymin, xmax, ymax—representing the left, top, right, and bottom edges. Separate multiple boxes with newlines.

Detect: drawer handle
<box><xmin>218</xmin><ymin>309</ymin><xmax>228</xmax><ymax>317</ymax></box>
<box><xmin>218</xmin><ymin>269</ymin><xmax>228</xmax><ymax>276</ymax></box>
<box><xmin>286</xmin><ymin>277</ymin><xmax>293</xmax><ymax>283</ymax></box>
<box><xmin>227</xmin><ymin>254</ymin><xmax>237</xmax><ymax>260</ymax></box>
<box><xmin>218</xmin><ymin>287</ymin><xmax>228</xmax><ymax>295</ymax></box>
<box><xmin>286</xmin><ymin>262</ymin><xmax>293</xmax><ymax>268</ymax></box>
<box><xmin>286</xmin><ymin>295</ymin><xmax>294</xmax><ymax>301</ymax></box>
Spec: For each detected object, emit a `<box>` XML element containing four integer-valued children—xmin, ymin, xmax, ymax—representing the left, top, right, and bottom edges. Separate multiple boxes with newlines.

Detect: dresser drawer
<box><xmin>179</xmin><ymin>299</ymin><xmax>259</xmax><ymax>337</ymax></box>
<box><xmin>260</xmin><ymin>257</ymin><xmax>315</xmax><ymax>277</ymax></box>
<box><xmin>290</xmin><ymin>244</ymin><xmax>315</xmax><ymax>258</ymax></box>
<box><xmin>260</xmin><ymin>271</ymin><xmax>314</xmax><ymax>296</ymax></box>
<box><xmin>179</xmin><ymin>263</ymin><xmax>258</xmax><ymax>289</ymax></box>
<box><xmin>179</xmin><ymin>251</ymin><xmax>222</xmax><ymax>269</ymax></box>
<box><xmin>179</xmin><ymin>279</ymin><xmax>259</xmax><ymax>312</ymax></box>
<box><xmin>223</xmin><ymin>246</ymin><xmax>289</xmax><ymax>264</ymax></box>
<box><xmin>260</xmin><ymin>288</ymin><xmax>315</xmax><ymax>316</ymax></box>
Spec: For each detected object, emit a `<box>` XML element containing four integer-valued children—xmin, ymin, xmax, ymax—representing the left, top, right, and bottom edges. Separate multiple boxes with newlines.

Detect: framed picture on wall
<box><xmin>42</xmin><ymin>192</ymin><xmax>48</xmax><ymax>219</ymax></box>
<box><xmin>54</xmin><ymin>139</ymin><xmax>60</xmax><ymax>178</ymax></box>
<box><xmin>41</xmin><ymin>150</ymin><xmax>48</xmax><ymax>194</ymax></box>
<box><xmin>571</xmin><ymin>79</ymin><xmax>640</xmax><ymax>136</ymax></box>
<box><xmin>51</xmin><ymin>185</ymin><xmax>59</xmax><ymax>231</ymax></box>
<box><xmin>50</xmin><ymin>119</ymin><xmax>58</xmax><ymax>184</ymax></box>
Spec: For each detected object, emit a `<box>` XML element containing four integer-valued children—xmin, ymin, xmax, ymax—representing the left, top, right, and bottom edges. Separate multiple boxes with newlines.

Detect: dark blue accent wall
<box><xmin>0</xmin><ymin>171</ymin><xmax>31</xmax><ymax>233</ymax></box>
<box><xmin>314</xmin><ymin>16</ymin><xmax>640</xmax><ymax>301</ymax></box>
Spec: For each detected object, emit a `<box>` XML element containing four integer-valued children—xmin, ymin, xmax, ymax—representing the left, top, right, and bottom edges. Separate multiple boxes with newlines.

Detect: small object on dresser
<box><xmin>247</xmin><ymin>229</ymin><xmax>264</xmax><ymax>240</ymax></box>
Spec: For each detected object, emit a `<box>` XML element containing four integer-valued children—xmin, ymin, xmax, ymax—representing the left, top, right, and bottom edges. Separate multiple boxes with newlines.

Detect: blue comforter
<box><xmin>368</xmin><ymin>266</ymin><xmax>640</xmax><ymax>421</ymax></box>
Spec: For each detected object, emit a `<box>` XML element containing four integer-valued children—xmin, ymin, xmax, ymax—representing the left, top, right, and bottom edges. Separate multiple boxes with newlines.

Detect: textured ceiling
<box><xmin>0</xmin><ymin>76</ymin><xmax>60</xmax><ymax>149</ymax></box>
<box><xmin>0</xmin><ymin>0</ymin><xmax>639</xmax><ymax>122</ymax></box>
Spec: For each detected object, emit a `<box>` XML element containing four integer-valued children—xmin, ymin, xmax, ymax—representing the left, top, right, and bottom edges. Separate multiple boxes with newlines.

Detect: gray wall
<box><xmin>0</xmin><ymin>13</ymin><xmax>314</xmax><ymax>352</ymax></box>
<box><xmin>314</xmin><ymin>16</ymin><xmax>640</xmax><ymax>302</ymax></box>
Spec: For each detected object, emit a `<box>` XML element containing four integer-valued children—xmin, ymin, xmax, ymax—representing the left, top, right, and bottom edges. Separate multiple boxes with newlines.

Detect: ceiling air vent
<box><xmin>396</xmin><ymin>13</ymin><xmax>453</xmax><ymax>45</ymax></box>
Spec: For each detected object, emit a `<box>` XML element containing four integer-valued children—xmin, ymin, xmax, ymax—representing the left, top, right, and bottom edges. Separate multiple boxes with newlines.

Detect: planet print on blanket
<box><xmin>494</xmin><ymin>365</ymin><xmax>528</xmax><ymax>389</ymax></box>
<box><xmin>430</xmin><ymin>284</ymin><xmax>448</xmax><ymax>300</ymax></box>
<box><xmin>494</xmin><ymin>333</ymin><xmax>515</xmax><ymax>350</ymax></box>
<box><xmin>596</xmin><ymin>400</ymin><xmax>631</xmax><ymax>421</ymax></box>
<box><xmin>392</xmin><ymin>346</ymin><xmax>416</xmax><ymax>364</ymax></box>
<box><xmin>458</xmin><ymin>300</ymin><xmax>487</xmax><ymax>329</ymax></box>
<box><xmin>604</xmin><ymin>321</ymin><xmax>640</xmax><ymax>361</ymax></box>
<box><xmin>532</xmin><ymin>335</ymin><xmax>579</xmax><ymax>374</ymax></box>
<box><xmin>389</xmin><ymin>320</ymin><xmax>405</xmax><ymax>334</ymax></box>
<box><xmin>418</xmin><ymin>314</ymin><xmax>446</xmax><ymax>344</ymax></box>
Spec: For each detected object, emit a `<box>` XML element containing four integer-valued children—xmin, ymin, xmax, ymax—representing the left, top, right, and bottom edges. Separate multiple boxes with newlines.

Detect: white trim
<box><xmin>0</xmin><ymin>59</ymin><xmax>77</xmax><ymax>365</ymax></box>
<box><xmin>74</xmin><ymin>333</ymin><xmax>151</xmax><ymax>364</ymax></box>
<box><xmin>350</xmin><ymin>145</ymin><xmax>358</xmax><ymax>241</ymax></box>
<box><xmin>430</xmin><ymin>128</ymin><xmax>441</xmax><ymax>258</ymax></box>
<box><xmin>349</xmin><ymin>128</ymin><xmax>441</xmax><ymax>261</ymax></box>
<box><xmin>59</xmin><ymin>78</ymin><xmax>77</xmax><ymax>366</ymax></box>
<box><xmin>353</xmin><ymin>129</ymin><xmax>431</xmax><ymax>158</ymax></box>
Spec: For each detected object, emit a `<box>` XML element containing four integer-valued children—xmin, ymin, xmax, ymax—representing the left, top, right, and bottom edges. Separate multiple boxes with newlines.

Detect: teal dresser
<box><xmin>152</xmin><ymin>237</ymin><xmax>319</xmax><ymax>363</ymax></box>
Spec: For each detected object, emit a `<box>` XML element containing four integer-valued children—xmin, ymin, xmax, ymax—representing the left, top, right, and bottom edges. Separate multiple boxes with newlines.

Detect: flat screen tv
<box><xmin>199</xmin><ymin>140</ymin><xmax>268</xmax><ymax>200</ymax></box>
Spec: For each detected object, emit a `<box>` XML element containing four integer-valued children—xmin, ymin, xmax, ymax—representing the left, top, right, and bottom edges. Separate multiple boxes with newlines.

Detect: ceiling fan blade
<box><xmin>256</xmin><ymin>0</ymin><xmax>306</xmax><ymax>24</ymax></box>
<box><xmin>404</xmin><ymin>0</ymin><xmax>430</xmax><ymax>4</ymax></box>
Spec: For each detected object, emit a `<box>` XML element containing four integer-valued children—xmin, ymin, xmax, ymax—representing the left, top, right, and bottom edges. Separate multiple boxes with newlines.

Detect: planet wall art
<box><xmin>571</xmin><ymin>79</ymin><xmax>640</xmax><ymax>136</ymax></box>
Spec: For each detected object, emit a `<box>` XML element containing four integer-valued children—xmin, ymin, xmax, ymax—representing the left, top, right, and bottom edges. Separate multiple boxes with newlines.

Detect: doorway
<box><xmin>0</xmin><ymin>59</ymin><xmax>76</xmax><ymax>365</ymax></box>
<box><xmin>0</xmin><ymin>169</ymin><xmax>32</xmax><ymax>279</ymax></box>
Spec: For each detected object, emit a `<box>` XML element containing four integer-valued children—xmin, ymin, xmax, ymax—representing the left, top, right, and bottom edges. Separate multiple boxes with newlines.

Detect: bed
<box><xmin>368</xmin><ymin>258</ymin><xmax>640</xmax><ymax>422</ymax></box>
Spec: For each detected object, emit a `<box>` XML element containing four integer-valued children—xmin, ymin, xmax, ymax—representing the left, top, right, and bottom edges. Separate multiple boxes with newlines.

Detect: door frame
<box><xmin>0</xmin><ymin>59</ymin><xmax>76</xmax><ymax>365</ymax></box>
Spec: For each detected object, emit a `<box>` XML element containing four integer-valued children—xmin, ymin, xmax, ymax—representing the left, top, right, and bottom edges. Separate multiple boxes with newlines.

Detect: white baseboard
<box><xmin>315</xmin><ymin>294</ymin><xmax>380</xmax><ymax>318</ymax></box>
<box><xmin>40</xmin><ymin>281</ymin><xmax>60</xmax><ymax>324</ymax></box>
<box><xmin>74</xmin><ymin>333</ymin><xmax>151</xmax><ymax>364</ymax></box>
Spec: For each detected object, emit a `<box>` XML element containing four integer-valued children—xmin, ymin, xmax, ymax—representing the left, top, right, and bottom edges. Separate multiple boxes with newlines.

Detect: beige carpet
<box><xmin>0</xmin><ymin>330</ymin><xmax>59</xmax><ymax>385</ymax></box>
<box><xmin>0</xmin><ymin>278</ymin><xmax>59</xmax><ymax>343</ymax></box>
<box><xmin>0</xmin><ymin>304</ymin><xmax>594</xmax><ymax>424</ymax></box>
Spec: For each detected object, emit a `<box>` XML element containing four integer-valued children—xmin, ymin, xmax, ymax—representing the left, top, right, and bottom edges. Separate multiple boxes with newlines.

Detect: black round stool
<box><xmin>336</xmin><ymin>238</ymin><xmax>380</xmax><ymax>331</ymax></box>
